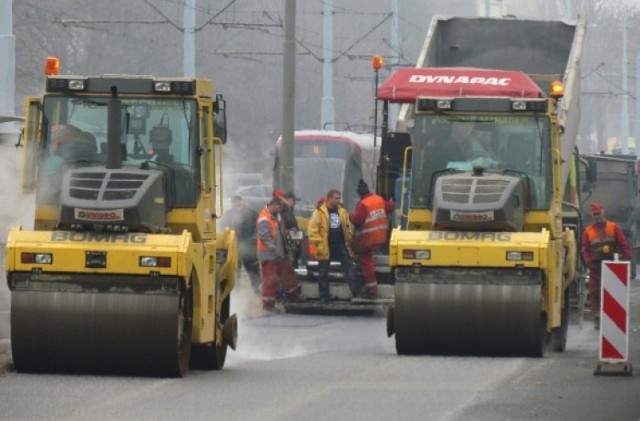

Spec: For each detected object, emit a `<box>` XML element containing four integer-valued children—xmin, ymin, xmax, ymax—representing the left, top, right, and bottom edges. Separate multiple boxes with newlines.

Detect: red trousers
<box><xmin>355</xmin><ymin>249</ymin><xmax>378</xmax><ymax>294</ymax></box>
<box><xmin>260</xmin><ymin>259</ymin><xmax>299</xmax><ymax>308</ymax></box>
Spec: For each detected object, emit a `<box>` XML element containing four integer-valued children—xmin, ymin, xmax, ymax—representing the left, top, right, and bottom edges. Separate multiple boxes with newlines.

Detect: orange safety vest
<box><xmin>585</xmin><ymin>221</ymin><xmax>618</xmax><ymax>261</ymax></box>
<box><xmin>351</xmin><ymin>194</ymin><xmax>388</xmax><ymax>252</ymax></box>
<box><xmin>256</xmin><ymin>207</ymin><xmax>280</xmax><ymax>255</ymax></box>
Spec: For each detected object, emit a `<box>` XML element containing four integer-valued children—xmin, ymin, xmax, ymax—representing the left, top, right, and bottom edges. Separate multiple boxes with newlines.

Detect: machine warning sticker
<box><xmin>428</xmin><ymin>231</ymin><xmax>512</xmax><ymax>242</ymax></box>
<box><xmin>75</xmin><ymin>208</ymin><xmax>124</xmax><ymax>221</ymax></box>
<box><xmin>51</xmin><ymin>232</ymin><xmax>147</xmax><ymax>244</ymax></box>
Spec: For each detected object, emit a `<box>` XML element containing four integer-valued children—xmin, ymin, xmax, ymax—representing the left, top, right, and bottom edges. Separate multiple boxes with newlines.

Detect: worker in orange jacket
<box><xmin>257</xmin><ymin>196</ymin><xmax>299</xmax><ymax>309</ymax></box>
<box><xmin>581</xmin><ymin>202</ymin><xmax>631</xmax><ymax>330</ymax></box>
<box><xmin>349</xmin><ymin>179</ymin><xmax>394</xmax><ymax>299</ymax></box>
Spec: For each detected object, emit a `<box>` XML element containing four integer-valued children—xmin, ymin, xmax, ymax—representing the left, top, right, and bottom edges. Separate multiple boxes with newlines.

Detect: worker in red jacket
<box><xmin>349</xmin><ymin>179</ymin><xmax>394</xmax><ymax>299</ymax></box>
<box><xmin>581</xmin><ymin>202</ymin><xmax>631</xmax><ymax>330</ymax></box>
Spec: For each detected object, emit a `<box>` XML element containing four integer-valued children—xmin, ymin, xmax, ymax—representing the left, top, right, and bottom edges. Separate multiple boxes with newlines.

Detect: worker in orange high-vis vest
<box><xmin>257</xmin><ymin>196</ymin><xmax>299</xmax><ymax>310</ymax></box>
<box><xmin>349</xmin><ymin>179</ymin><xmax>394</xmax><ymax>299</ymax></box>
<box><xmin>582</xmin><ymin>202</ymin><xmax>631</xmax><ymax>330</ymax></box>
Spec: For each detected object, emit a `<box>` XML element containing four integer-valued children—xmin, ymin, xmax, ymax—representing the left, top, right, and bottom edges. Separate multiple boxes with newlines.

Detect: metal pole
<box><xmin>388</xmin><ymin>0</ymin><xmax>398</xmax><ymax>129</ymax></box>
<box><xmin>183</xmin><ymin>0</ymin><xmax>196</xmax><ymax>77</ymax></box>
<box><xmin>281</xmin><ymin>0</ymin><xmax>296</xmax><ymax>193</ymax></box>
<box><xmin>0</xmin><ymin>0</ymin><xmax>16</xmax><ymax>134</ymax></box>
<box><xmin>320</xmin><ymin>0</ymin><xmax>334</xmax><ymax>130</ymax></box>
<box><xmin>372</xmin><ymin>68</ymin><xmax>379</xmax><ymax>193</ymax></box>
<box><xmin>373</xmin><ymin>69</ymin><xmax>379</xmax><ymax>149</ymax></box>
<box><xmin>635</xmin><ymin>53</ymin><xmax>640</xmax><ymax>157</ymax></box>
<box><xmin>620</xmin><ymin>15</ymin><xmax>629</xmax><ymax>154</ymax></box>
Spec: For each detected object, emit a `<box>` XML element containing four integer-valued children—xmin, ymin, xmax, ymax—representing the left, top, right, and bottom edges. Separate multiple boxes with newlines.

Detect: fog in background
<box><xmin>6</xmin><ymin>0</ymin><xmax>640</xmax><ymax>185</ymax></box>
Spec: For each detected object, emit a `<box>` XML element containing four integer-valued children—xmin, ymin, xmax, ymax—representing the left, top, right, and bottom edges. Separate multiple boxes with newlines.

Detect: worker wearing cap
<box><xmin>349</xmin><ymin>179</ymin><xmax>394</xmax><ymax>299</ymax></box>
<box><xmin>281</xmin><ymin>191</ymin><xmax>303</xmax><ymax>267</ymax></box>
<box><xmin>278</xmin><ymin>191</ymin><xmax>300</xmax><ymax>231</ymax></box>
<box><xmin>257</xmin><ymin>195</ymin><xmax>299</xmax><ymax>309</ymax></box>
<box><xmin>581</xmin><ymin>202</ymin><xmax>631</xmax><ymax>329</ymax></box>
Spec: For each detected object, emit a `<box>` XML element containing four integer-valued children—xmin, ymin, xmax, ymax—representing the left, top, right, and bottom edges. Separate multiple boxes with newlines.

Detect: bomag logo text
<box><xmin>51</xmin><ymin>232</ymin><xmax>147</xmax><ymax>244</ymax></box>
<box><xmin>428</xmin><ymin>232</ymin><xmax>512</xmax><ymax>242</ymax></box>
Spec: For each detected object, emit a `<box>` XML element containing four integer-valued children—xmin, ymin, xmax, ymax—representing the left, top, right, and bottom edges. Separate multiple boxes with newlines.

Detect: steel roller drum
<box><xmin>11</xmin><ymin>286</ymin><xmax>189</xmax><ymax>377</ymax></box>
<box><xmin>393</xmin><ymin>271</ymin><xmax>545</xmax><ymax>357</ymax></box>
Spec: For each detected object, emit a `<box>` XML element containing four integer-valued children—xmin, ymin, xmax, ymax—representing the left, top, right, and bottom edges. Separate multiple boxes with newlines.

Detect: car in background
<box><xmin>224</xmin><ymin>172</ymin><xmax>264</xmax><ymax>197</ymax></box>
<box><xmin>219</xmin><ymin>182</ymin><xmax>271</xmax><ymax>230</ymax></box>
<box><xmin>234</xmin><ymin>183</ymin><xmax>272</xmax><ymax>213</ymax></box>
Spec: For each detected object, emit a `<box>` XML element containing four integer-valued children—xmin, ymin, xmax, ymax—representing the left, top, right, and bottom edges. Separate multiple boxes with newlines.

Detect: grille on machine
<box><xmin>441</xmin><ymin>178</ymin><xmax>511</xmax><ymax>205</ymax></box>
<box><xmin>68</xmin><ymin>171</ymin><xmax>150</xmax><ymax>201</ymax></box>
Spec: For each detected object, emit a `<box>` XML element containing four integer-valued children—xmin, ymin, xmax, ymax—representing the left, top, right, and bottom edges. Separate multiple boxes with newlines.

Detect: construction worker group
<box><xmin>247</xmin><ymin>180</ymin><xmax>393</xmax><ymax>310</ymax></box>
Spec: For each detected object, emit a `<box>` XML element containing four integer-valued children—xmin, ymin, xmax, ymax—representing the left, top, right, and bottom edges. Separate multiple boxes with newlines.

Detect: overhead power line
<box><xmin>54</xmin><ymin>18</ymin><xmax>169</xmax><ymax>26</ymax></box>
<box><xmin>51</xmin><ymin>1</ymin><xmax>395</xmax><ymax>65</ymax></box>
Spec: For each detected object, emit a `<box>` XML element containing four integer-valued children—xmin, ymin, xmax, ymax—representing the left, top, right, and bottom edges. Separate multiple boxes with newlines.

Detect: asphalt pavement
<box><xmin>1</xmin><ymin>270</ymin><xmax>639</xmax><ymax>377</ymax></box>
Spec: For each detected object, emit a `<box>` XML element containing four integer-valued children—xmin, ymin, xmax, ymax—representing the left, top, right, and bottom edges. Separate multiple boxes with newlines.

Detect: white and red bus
<box><xmin>273</xmin><ymin>130</ymin><xmax>376</xmax><ymax>217</ymax></box>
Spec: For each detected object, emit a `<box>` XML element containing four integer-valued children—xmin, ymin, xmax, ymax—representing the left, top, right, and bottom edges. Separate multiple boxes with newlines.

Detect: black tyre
<box><xmin>172</xmin><ymin>281</ymin><xmax>194</xmax><ymax>377</ymax></box>
<box><xmin>529</xmin><ymin>313</ymin><xmax>547</xmax><ymax>358</ymax></box>
<box><xmin>190</xmin><ymin>296</ymin><xmax>230</xmax><ymax>370</ymax></box>
<box><xmin>550</xmin><ymin>293</ymin><xmax>570</xmax><ymax>353</ymax></box>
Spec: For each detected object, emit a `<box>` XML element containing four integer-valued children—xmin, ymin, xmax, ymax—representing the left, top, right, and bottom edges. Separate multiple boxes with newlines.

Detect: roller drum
<box><xmin>11</xmin><ymin>283</ymin><xmax>191</xmax><ymax>377</ymax></box>
<box><xmin>394</xmin><ymin>276</ymin><xmax>544</xmax><ymax>357</ymax></box>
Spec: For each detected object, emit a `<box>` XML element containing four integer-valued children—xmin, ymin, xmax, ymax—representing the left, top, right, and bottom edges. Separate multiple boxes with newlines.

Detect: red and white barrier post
<box><xmin>594</xmin><ymin>257</ymin><xmax>633</xmax><ymax>376</ymax></box>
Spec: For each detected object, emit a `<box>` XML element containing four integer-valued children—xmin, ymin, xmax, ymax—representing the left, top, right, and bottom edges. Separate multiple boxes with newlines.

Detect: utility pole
<box><xmin>320</xmin><ymin>0</ymin><xmax>334</xmax><ymax>130</ymax></box>
<box><xmin>635</xmin><ymin>53</ymin><xmax>640</xmax><ymax>157</ymax></box>
<box><xmin>620</xmin><ymin>14</ymin><xmax>629</xmax><ymax>154</ymax></box>
<box><xmin>183</xmin><ymin>0</ymin><xmax>195</xmax><ymax>77</ymax></box>
<box><xmin>280</xmin><ymin>0</ymin><xmax>296</xmax><ymax>193</ymax></box>
<box><xmin>388</xmin><ymin>0</ymin><xmax>399</xmax><ymax>129</ymax></box>
<box><xmin>0</xmin><ymin>0</ymin><xmax>18</xmax><ymax>137</ymax></box>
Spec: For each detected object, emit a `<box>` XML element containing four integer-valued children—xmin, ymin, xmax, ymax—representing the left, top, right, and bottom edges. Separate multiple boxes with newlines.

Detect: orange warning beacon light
<box><xmin>372</xmin><ymin>55</ymin><xmax>384</xmax><ymax>71</ymax></box>
<box><xmin>550</xmin><ymin>80</ymin><xmax>564</xmax><ymax>98</ymax></box>
<box><xmin>44</xmin><ymin>57</ymin><xmax>60</xmax><ymax>76</ymax></box>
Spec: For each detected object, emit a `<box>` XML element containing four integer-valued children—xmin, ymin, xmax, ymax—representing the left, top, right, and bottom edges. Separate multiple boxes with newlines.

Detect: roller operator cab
<box><xmin>379</xmin><ymin>15</ymin><xmax>586</xmax><ymax>356</ymax></box>
<box><xmin>6</xmin><ymin>63</ymin><xmax>239</xmax><ymax>377</ymax></box>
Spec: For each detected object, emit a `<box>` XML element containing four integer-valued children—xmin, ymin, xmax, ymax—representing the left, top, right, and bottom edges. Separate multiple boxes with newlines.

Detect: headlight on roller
<box><xmin>21</xmin><ymin>252</ymin><xmax>53</xmax><ymax>264</ymax></box>
<box><xmin>506</xmin><ymin>251</ymin><xmax>534</xmax><ymax>261</ymax></box>
<box><xmin>402</xmin><ymin>249</ymin><xmax>431</xmax><ymax>260</ymax></box>
<box><xmin>154</xmin><ymin>82</ymin><xmax>171</xmax><ymax>92</ymax></box>
<box><xmin>139</xmin><ymin>256</ymin><xmax>172</xmax><ymax>268</ymax></box>
<box><xmin>68</xmin><ymin>79</ymin><xmax>86</xmax><ymax>90</ymax></box>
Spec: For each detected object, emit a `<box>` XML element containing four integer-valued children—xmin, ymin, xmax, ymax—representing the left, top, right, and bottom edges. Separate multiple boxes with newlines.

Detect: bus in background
<box><xmin>273</xmin><ymin>130</ymin><xmax>376</xmax><ymax>221</ymax></box>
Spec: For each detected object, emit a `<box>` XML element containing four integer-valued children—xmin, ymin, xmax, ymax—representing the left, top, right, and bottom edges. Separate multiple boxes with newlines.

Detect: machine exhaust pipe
<box><xmin>106</xmin><ymin>86</ymin><xmax>123</xmax><ymax>169</ymax></box>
